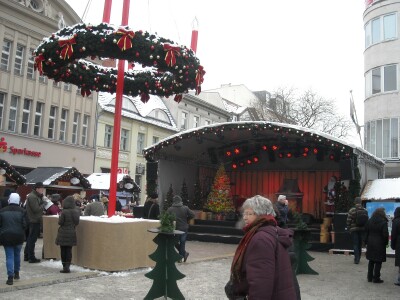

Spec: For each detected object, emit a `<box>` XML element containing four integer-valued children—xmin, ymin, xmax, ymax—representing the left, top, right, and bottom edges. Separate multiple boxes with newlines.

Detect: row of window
<box><xmin>365</xmin><ymin>117</ymin><xmax>400</xmax><ymax>159</ymax></box>
<box><xmin>103</xmin><ymin>125</ymin><xmax>160</xmax><ymax>154</ymax></box>
<box><xmin>180</xmin><ymin>111</ymin><xmax>212</xmax><ymax>130</ymax></box>
<box><xmin>365</xmin><ymin>12</ymin><xmax>397</xmax><ymax>48</ymax></box>
<box><xmin>1</xmin><ymin>39</ymin><xmax>90</xmax><ymax>96</ymax></box>
<box><xmin>365</xmin><ymin>64</ymin><xmax>398</xmax><ymax>97</ymax></box>
<box><xmin>0</xmin><ymin>92</ymin><xmax>90</xmax><ymax>145</ymax></box>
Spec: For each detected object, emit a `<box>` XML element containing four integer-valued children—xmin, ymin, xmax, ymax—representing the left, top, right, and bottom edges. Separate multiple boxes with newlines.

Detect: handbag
<box><xmin>224</xmin><ymin>278</ymin><xmax>235</xmax><ymax>300</ymax></box>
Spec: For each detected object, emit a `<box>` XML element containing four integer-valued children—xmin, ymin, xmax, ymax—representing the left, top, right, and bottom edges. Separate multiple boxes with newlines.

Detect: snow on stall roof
<box><xmin>361</xmin><ymin>178</ymin><xmax>400</xmax><ymax>200</ymax></box>
<box><xmin>86</xmin><ymin>173</ymin><xmax>127</xmax><ymax>190</ymax></box>
<box><xmin>144</xmin><ymin>120</ymin><xmax>384</xmax><ymax>165</ymax></box>
<box><xmin>46</xmin><ymin>215</ymin><xmax>160</xmax><ymax>223</ymax></box>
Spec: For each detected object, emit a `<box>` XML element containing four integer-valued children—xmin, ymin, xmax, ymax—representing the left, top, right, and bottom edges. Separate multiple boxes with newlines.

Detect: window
<box><xmin>370</xmin><ymin>121</ymin><xmax>376</xmax><ymax>155</ymax></box>
<box><xmin>204</xmin><ymin>119</ymin><xmax>211</xmax><ymax>126</ymax></box>
<box><xmin>33</xmin><ymin>102</ymin><xmax>43</xmax><ymax>136</ymax></box>
<box><xmin>48</xmin><ymin>106</ymin><xmax>57</xmax><ymax>139</ymax></box>
<box><xmin>27</xmin><ymin>49</ymin><xmax>35</xmax><ymax>80</ymax></box>
<box><xmin>148</xmin><ymin>109</ymin><xmax>170</xmax><ymax>123</ymax></box>
<box><xmin>72</xmin><ymin>112</ymin><xmax>80</xmax><ymax>144</ymax></box>
<box><xmin>21</xmin><ymin>98</ymin><xmax>32</xmax><ymax>134</ymax></box>
<box><xmin>366</xmin><ymin>64</ymin><xmax>397</xmax><ymax>97</ymax></box>
<box><xmin>64</xmin><ymin>83</ymin><xmax>71</xmax><ymax>91</ymax></box>
<box><xmin>391</xmin><ymin>118</ymin><xmax>399</xmax><ymax>158</ymax></box>
<box><xmin>193</xmin><ymin>115</ymin><xmax>200</xmax><ymax>128</ymax></box>
<box><xmin>365</xmin><ymin>13</ymin><xmax>397</xmax><ymax>48</ymax></box>
<box><xmin>0</xmin><ymin>93</ymin><xmax>5</xmax><ymax>129</ymax></box>
<box><xmin>152</xmin><ymin>136</ymin><xmax>159</xmax><ymax>144</ymax></box>
<box><xmin>137</xmin><ymin>132</ymin><xmax>145</xmax><ymax>154</ymax></box>
<box><xmin>39</xmin><ymin>75</ymin><xmax>48</xmax><ymax>84</ymax></box>
<box><xmin>366</xmin><ymin>118</ymin><xmax>400</xmax><ymax>159</ymax></box>
<box><xmin>120</xmin><ymin>128</ymin><xmax>129</xmax><ymax>151</ymax></box>
<box><xmin>376</xmin><ymin>119</ymin><xmax>382</xmax><ymax>158</ymax></box>
<box><xmin>104</xmin><ymin>124</ymin><xmax>113</xmax><ymax>147</ymax></box>
<box><xmin>53</xmin><ymin>80</ymin><xmax>61</xmax><ymax>88</ymax></box>
<box><xmin>8</xmin><ymin>95</ymin><xmax>18</xmax><ymax>132</ymax></box>
<box><xmin>14</xmin><ymin>44</ymin><xmax>24</xmax><ymax>75</ymax></box>
<box><xmin>59</xmin><ymin>109</ymin><xmax>68</xmax><ymax>141</ymax></box>
<box><xmin>383</xmin><ymin>119</ymin><xmax>390</xmax><ymax>158</ymax></box>
<box><xmin>81</xmin><ymin>114</ymin><xmax>89</xmax><ymax>145</ymax></box>
<box><xmin>1</xmin><ymin>40</ymin><xmax>11</xmax><ymax>71</ymax></box>
<box><xmin>181</xmin><ymin>112</ymin><xmax>188</xmax><ymax>130</ymax></box>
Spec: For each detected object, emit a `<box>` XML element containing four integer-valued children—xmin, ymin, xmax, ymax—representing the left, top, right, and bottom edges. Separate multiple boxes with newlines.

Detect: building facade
<box><xmin>0</xmin><ymin>0</ymin><xmax>97</xmax><ymax>175</ymax></box>
<box><xmin>364</xmin><ymin>0</ymin><xmax>400</xmax><ymax>177</ymax></box>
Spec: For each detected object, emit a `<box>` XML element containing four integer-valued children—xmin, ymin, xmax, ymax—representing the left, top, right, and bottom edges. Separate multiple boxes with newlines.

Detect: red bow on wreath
<box><xmin>34</xmin><ymin>53</ymin><xmax>45</xmax><ymax>74</ymax></box>
<box><xmin>81</xmin><ymin>89</ymin><xmax>92</xmax><ymax>97</ymax></box>
<box><xmin>58</xmin><ymin>36</ymin><xmax>76</xmax><ymax>60</ymax></box>
<box><xmin>174</xmin><ymin>94</ymin><xmax>183</xmax><ymax>103</ymax></box>
<box><xmin>115</xmin><ymin>28</ymin><xmax>135</xmax><ymax>51</ymax></box>
<box><xmin>163</xmin><ymin>44</ymin><xmax>181</xmax><ymax>67</ymax></box>
<box><xmin>195</xmin><ymin>65</ymin><xmax>205</xmax><ymax>95</ymax></box>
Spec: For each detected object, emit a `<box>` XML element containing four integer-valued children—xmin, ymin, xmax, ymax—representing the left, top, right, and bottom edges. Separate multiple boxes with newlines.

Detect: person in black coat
<box><xmin>365</xmin><ymin>207</ymin><xmax>389</xmax><ymax>283</ymax></box>
<box><xmin>0</xmin><ymin>193</ymin><xmax>27</xmax><ymax>285</ymax></box>
<box><xmin>142</xmin><ymin>194</ymin><xmax>160</xmax><ymax>220</ymax></box>
<box><xmin>391</xmin><ymin>206</ymin><xmax>400</xmax><ymax>286</ymax></box>
<box><xmin>55</xmin><ymin>195</ymin><xmax>80</xmax><ymax>273</ymax></box>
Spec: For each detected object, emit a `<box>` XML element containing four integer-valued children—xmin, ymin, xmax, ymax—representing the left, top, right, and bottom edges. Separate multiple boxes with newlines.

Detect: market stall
<box><xmin>43</xmin><ymin>215</ymin><xmax>159</xmax><ymax>271</ymax></box>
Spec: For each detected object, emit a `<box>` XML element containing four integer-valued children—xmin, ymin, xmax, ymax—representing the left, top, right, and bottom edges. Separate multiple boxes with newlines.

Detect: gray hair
<box><xmin>242</xmin><ymin>195</ymin><xmax>276</xmax><ymax>217</ymax></box>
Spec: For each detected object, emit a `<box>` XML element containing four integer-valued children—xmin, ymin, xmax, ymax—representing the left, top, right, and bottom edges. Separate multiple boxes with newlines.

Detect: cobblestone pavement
<box><xmin>0</xmin><ymin>239</ymin><xmax>399</xmax><ymax>299</ymax></box>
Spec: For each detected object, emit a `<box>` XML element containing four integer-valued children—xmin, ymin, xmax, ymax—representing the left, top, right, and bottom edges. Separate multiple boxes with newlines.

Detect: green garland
<box><xmin>34</xmin><ymin>23</ymin><xmax>205</xmax><ymax>102</ymax></box>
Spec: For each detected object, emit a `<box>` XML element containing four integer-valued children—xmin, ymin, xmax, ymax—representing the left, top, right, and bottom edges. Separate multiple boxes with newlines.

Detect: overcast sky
<box><xmin>65</xmin><ymin>0</ymin><xmax>366</xmax><ymax>145</ymax></box>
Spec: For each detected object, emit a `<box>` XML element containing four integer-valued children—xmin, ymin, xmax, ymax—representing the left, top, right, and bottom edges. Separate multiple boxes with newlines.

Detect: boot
<box><xmin>60</xmin><ymin>263</ymin><xmax>70</xmax><ymax>273</ymax></box>
<box><xmin>14</xmin><ymin>272</ymin><xmax>20</xmax><ymax>280</ymax></box>
<box><xmin>395</xmin><ymin>274</ymin><xmax>400</xmax><ymax>286</ymax></box>
<box><xmin>6</xmin><ymin>276</ymin><xmax>13</xmax><ymax>285</ymax></box>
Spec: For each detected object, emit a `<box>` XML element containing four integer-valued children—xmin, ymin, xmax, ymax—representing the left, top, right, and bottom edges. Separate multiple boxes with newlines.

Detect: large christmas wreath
<box><xmin>34</xmin><ymin>23</ymin><xmax>205</xmax><ymax>102</ymax></box>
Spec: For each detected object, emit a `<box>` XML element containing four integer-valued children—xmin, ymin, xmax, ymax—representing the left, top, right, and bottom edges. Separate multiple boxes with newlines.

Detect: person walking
<box><xmin>346</xmin><ymin>196</ymin><xmax>368</xmax><ymax>264</ymax></box>
<box><xmin>365</xmin><ymin>207</ymin><xmax>389</xmax><ymax>283</ymax></box>
<box><xmin>143</xmin><ymin>194</ymin><xmax>160</xmax><ymax>220</ymax></box>
<box><xmin>226</xmin><ymin>195</ymin><xmax>297</xmax><ymax>299</ymax></box>
<box><xmin>167</xmin><ymin>195</ymin><xmax>194</xmax><ymax>262</ymax></box>
<box><xmin>24</xmin><ymin>182</ymin><xmax>45</xmax><ymax>263</ymax></box>
<box><xmin>55</xmin><ymin>195</ymin><xmax>80</xmax><ymax>273</ymax></box>
<box><xmin>391</xmin><ymin>206</ymin><xmax>400</xmax><ymax>286</ymax></box>
<box><xmin>0</xmin><ymin>193</ymin><xmax>27</xmax><ymax>285</ymax></box>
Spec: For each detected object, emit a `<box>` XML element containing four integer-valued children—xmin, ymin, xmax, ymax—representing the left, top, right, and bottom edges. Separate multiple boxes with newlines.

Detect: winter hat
<box><xmin>354</xmin><ymin>197</ymin><xmax>362</xmax><ymax>204</ymax></box>
<box><xmin>8</xmin><ymin>193</ymin><xmax>20</xmax><ymax>205</ymax></box>
<box><xmin>172</xmin><ymin>195</ymin><xmax>183</xmax><ymax>207</ymax></box>
<box><xmin>50</xmin><ymin>194</ymin><xmax>61</xmax><ymax>203</ymax></box>
<box><xmin>34</xmin><ymin>182</ymin><xmax>44</xmax><ymax>189</ymax></box>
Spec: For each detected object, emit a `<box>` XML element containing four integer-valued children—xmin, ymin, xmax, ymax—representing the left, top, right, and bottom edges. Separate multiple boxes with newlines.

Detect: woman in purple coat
<box><xmin>228</xmin><ymin>195</ymin><xmax>297</xmax><ymax>299</ymax></box>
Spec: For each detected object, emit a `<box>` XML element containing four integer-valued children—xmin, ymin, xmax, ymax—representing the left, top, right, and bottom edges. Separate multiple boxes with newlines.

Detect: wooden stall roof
<box><xmin>24</xmin><ymin>167</ymin><xmax>91</xmax><ymax>189</ymax></box>
<box><xmin>361</xmin><ymin>178</ymin><xmax>400</xmax><ymax>201</ymax></box>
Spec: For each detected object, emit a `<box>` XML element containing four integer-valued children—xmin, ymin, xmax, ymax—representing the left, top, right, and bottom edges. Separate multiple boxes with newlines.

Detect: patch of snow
<box><xmin>361</xmin><ymin>178</ymin><xmax>400</xmax><ymax>200</ymax></box>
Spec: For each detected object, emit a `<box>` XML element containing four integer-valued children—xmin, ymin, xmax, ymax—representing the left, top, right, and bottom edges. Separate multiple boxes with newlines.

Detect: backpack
<box><xmin>355</xmin><ymin>209</ymin><xmax>368</xmax><ymax>227</ymax></box>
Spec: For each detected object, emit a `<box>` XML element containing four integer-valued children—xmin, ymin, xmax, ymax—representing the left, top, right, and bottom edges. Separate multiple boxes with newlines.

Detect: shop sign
<box><xmin>0</xmin><ymin>137</ymin><xmax>42</xmax><ymax>157</ymax></box>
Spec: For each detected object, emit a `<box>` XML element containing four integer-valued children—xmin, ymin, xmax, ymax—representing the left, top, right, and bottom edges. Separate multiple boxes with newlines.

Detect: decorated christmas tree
<box><xmin>163</xmin><ymin>184</ymin><xmax>174</xmax><ymax>211</ymax></box>
<box><xmin>205</xmin><ymin>164</ymin><xmax>234</xmax><ymax>213</ymax></box>
<box><xmin>180</xmin><ymin>179</ymin><xmax>189</xmax><ymax>207</ymax></box>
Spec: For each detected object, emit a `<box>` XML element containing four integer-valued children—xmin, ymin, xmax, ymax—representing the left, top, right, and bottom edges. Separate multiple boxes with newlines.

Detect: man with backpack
<box><xmin>347</xmin><ymin>197</ymin><xmax>369</xmax><ymax>264</ymax></box>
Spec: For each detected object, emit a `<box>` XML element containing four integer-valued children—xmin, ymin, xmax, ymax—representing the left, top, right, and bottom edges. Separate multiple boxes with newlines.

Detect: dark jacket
<box><xmin>0</xmin><ymin>204</ymin><xmax>27</xmax><ymax>246</ymax></box>
<box><xmin>26</xmin><ymin>190</ymin><xmax>44</xmax><ymax>223</ymax></box>
<box><xmin>56</xmin><ymin>196</ymin><xmax>80</xmax><ymax>246</ymax></box>
<box><xmin>276</xmin><ymin>202</ymin><xmax>289</xmax><ymax>225</ymax></box>
<box><xmin>84</xmin><ymin>201</ymin><xmax>105</xmax><ymax>216</ymax></box>
<box><xmin>143</xmin><ymin>200</ymin><xmax>160</xmax><ymax>220</ymax></box>
<box><xmin>365</xmin><ymin>214</ymin><xmax>389</xmax><ymax>262</ymax></box>
<box><xmin>346</xmin><ymin>204</ymin><xmax>368</xmax><ymax>232</ymax></box>
<box><xmin>167</xmin><ymin>205</ymin><xmax>195</xmax><ymax>232</ymax></box>
<box><xmin>234</xmin><ymin>226</ymin><xmax>297</xmax><ymax>300</ymax></box>
<box><xmin>391</xmin><ymin>207</ymin><xmax>400</xmax><ymax>266</ymax></box>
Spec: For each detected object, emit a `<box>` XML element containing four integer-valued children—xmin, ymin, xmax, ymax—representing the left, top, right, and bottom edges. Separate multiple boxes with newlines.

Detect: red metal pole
<box><xmin>108</xmin><ymin>0</ymin><xmax>130</xmax><ymax>217</ymax></box>
<box><xmin>102</xmin><ymin>0</ymin><xmax>112</xmax><ymax>23</ymax></box>
<box><xmin>190</xmin><ymin>17</ymin><xmax>199</xmax><ymax>53</ymax></box>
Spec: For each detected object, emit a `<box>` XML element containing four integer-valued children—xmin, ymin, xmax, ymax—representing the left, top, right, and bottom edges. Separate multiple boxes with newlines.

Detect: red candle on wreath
<box><xmin>190</xmin><ymin>17</ymin><xmax>199</xmax><ymax>53</ymax></box>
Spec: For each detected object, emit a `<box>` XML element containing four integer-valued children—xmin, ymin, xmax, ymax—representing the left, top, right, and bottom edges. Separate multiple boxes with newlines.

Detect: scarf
<box><xmin>231</xmin><ymin>214</ymin><xmax>277</xmax><ymax>281</ymax></box>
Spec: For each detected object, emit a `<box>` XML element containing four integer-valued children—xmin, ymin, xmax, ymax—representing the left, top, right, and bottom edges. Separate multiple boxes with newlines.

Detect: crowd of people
<box><xmin>0</xmin><ymin>182</ymin><xmax>399</xmax><ymax>299</ymax></box>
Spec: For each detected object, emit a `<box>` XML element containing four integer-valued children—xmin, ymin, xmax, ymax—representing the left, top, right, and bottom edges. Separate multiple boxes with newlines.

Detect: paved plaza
<box><xmin>0</xmin><ymin>239</ymin><xmax>399</xmax><ymax>299</ymax></box>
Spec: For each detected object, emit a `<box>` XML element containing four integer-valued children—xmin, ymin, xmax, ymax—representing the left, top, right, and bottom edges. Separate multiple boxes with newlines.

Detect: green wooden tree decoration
<box><xmin>192</xmin><ymin>178</ymin><xmax>203</xmax><ymax>210</ymax></box>
<box><xmin>163</xmin><ymin>184</ymin><xmax>174</xmax><ymax>211</ymax></box>
<box><xmin>293</xmin><ymin>212</ymin><xmax>318</xmax><ymax>275</ymax></box>
<box><xmin>348</xmin><ymin>160</ymin><xmax>361</xmax><ymax>202</ymax></box>
<box><xmin>144</xmin><ymin>231</ymin><xmax>185</xmax><ymax>299</ymax></box>
<box><xmin>205</xmin><ymin>164</ymin><xmax>234</xmax><ymax>213</ymax></box>
<box><xmin>180</xmin><ymin>179</ymin><xmax>189</xmax><ymax>207</ymax></box>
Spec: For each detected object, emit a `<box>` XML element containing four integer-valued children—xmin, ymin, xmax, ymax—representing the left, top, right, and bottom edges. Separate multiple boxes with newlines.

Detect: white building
<box><xmin>0</xmin><ymin>0</ymin><xmax>97</xmax><ymax>175</ymax></box>
<box><xmin>363</xmin><ymin>0</ymin><xmax>400</xmax><ymax>177</ymax></box>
